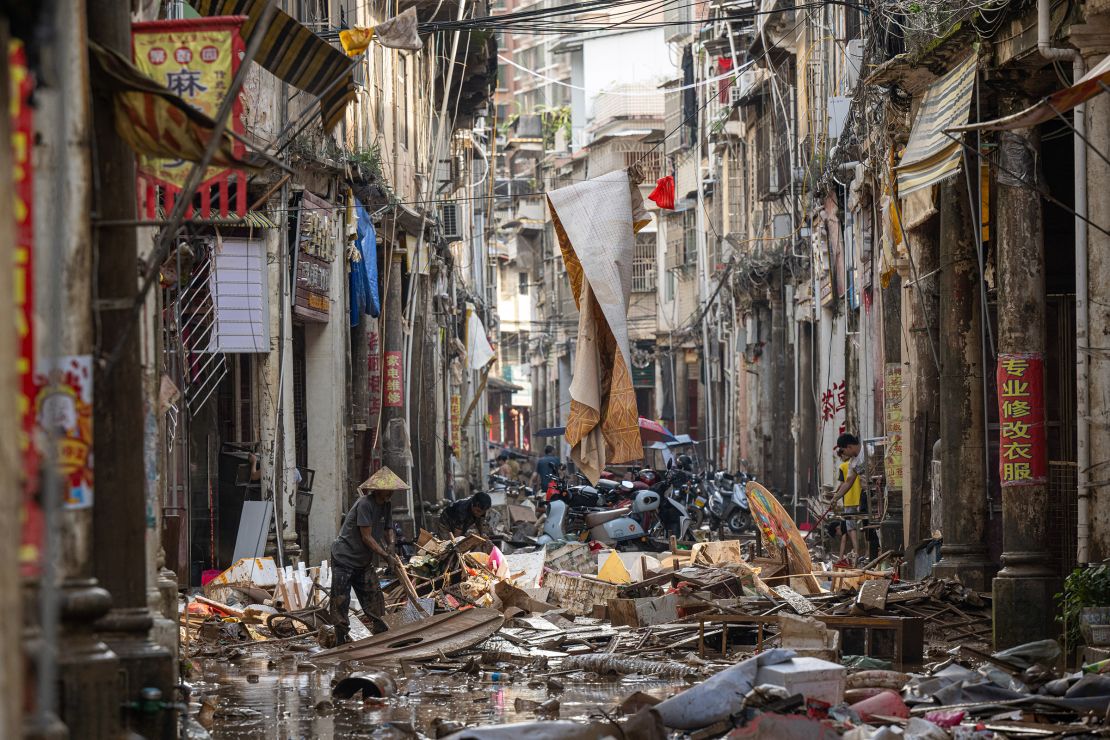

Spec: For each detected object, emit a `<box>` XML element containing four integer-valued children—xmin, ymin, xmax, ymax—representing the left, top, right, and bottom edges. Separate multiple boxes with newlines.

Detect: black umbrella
<box><xmin>534</xmin><ymin>427</ymin><xmax>566</xmax><ymax>437</ymax></box>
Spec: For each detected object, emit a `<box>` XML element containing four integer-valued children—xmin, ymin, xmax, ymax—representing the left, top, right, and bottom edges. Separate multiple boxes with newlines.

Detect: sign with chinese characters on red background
<box><xmin>384</xmin><ymin>351</ymin><xmax>403</xmax><ymax>408</ymax></box>
<box><xmin>11</xmin><ymin>40</ymin><xmax>42</xmax><ymax>577</ymax></box>
<box><xmin>996</xmin><ymin>353</ymin><xmax>1047</xmax><ymax>487</ymax></box>
<box><xmin>131</xmin><ymin>17</ymin><xmax>247</xmax><ymax>217</ymax></box>
<box><xmin>450</xmin><ymin>394</ymin><xmax>462</xmax><ymax>452</ymax></box>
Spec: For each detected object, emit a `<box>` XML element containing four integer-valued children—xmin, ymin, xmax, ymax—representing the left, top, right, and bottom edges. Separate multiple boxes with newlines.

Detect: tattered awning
<box><xmin>190</xmin><ymin>0</ymin><xmax>355</xmax><ymax>131</ymax></box>
<box><xmin>950</xmin><ymin>54</ymin><xmax>1110</xmax><ymax>133</ymax></box>
<box><xmin>895</xmin><ymin>53</ymin><xmax>977</xmax><ymax>196</ymax></box>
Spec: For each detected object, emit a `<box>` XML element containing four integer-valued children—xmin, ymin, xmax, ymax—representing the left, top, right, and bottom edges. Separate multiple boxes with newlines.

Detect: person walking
<box><xmin>329</xmin><ymin>466</ymin><xmax>406</xmax><ymax>643</ymax></box>
<box><xmin>531</xmin><ymin>444</ymin><xmax>561</xmax><ymax>491</ymax></box>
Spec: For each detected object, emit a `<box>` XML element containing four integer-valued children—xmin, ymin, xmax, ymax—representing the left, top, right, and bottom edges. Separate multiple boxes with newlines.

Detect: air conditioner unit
<box><xmin>732</xmin><ymin>70</ymin><xmax>759</xmax><ymax>105</ymax></box>
<box><xmin>844</xmin><ymin>39</ymin><xmax>864</xmax><ymax>91</ymax></box>
<box><xmin>441</xmin><ymin>202</ymin><xmax>461</xmax><ymax>240</ymax></box>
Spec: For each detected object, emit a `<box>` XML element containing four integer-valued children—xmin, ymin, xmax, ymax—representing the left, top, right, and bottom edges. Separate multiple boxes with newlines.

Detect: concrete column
<box><xmin>88</xmin><ymin>1</ymin><xmax>175</xmax><ymax>735</ymax></box>
<box><xmin>259</xmin><ymin>208</ymin><xmax>300</xmax><ymax>564</ymax></box>
<box><xmin>383</xmin><ymin>250</ymin><xmax>413</xmax><ymax>524</ymax></box>
<box><xmin>900</xmin><ymin>215</ymin><xmax>940</xmax><ymax>572</ymax></box>
<box><xmin>304</xmin><ymin>314</ymin><xmax>348</xmax><ymax>565</ymax></box>
<box><xmin>931</xmin><ymin>177</ymin><xmax>993</xmax><ymax>591</ymax></box>
<box><xmin>770</xmin><ymin>282</ymin><xmax>794</xmax><ymax>494</ymax></box>
<box><xmin>992</xmin><ymin>123</ymin><xmax>1055</xmax><ymax>647</ymax></box>
<box><xmin>20</xmin><ymin>4</ymin><xmax>121</xmax><ymax>736</ymax></box>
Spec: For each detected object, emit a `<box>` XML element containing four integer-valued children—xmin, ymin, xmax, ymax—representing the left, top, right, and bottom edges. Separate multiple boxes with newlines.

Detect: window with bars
<box><xmin>632</xmin><ymin>233</ymin><xmax>656</xmax><ymax>292</ymax></box>
<box><xmin>682</xmin><ymin>210</ymin><xmax>697</xmax><ymax>266</ymax></box>
<box><xmin>727</xmin><ymin>150</ymin><xmax>746</xmax><ymax>235</ymax></box>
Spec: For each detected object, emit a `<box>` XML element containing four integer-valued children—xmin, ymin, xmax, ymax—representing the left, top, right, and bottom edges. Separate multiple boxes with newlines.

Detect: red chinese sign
<box><xmin>131</xmin><ymin>17</ymin><xmax>247</xmax><ymax>217</ymax></box>
<box><xmin>384</xmin><ymin>351</ymin><xmax>403</xmax><ymax>408</ymax></box>
<box><xmin>450</xmin><ymin>394</ymin><xmax>462</xmax><ymax>452</ymax></box>
<box><xmin>821</xmin><ymin>380</ymin><xmax>846</xmax><ymax>422</ymax></box>
<box><xmin>996</xmin><ymin>353</ymin><xmax>1047</xmax><ymax>486</ymax></box>
<box><xmin>11</xmin><ymin>40</ymin><xmax>42</xmax><ymax>577</ymax></box>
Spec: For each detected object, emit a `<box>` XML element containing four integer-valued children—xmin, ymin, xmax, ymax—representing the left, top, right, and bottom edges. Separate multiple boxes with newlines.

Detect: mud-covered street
<box><xmin>189</xmin><ymin>647</ymin><xmax>685</xmax><ymax>738</ymax></box>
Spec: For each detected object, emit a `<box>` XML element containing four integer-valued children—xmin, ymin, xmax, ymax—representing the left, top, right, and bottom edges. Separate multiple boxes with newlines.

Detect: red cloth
<box><xmin>648</xmin><ymin>175</ymin><xmax>675</xmax><ymax>210</ymax></box>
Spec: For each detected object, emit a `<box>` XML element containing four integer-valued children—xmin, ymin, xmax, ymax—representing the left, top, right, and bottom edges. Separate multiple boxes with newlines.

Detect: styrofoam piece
<box><xmin>755</xmin><ymin>656</ymin><xmax>846</xmax><ymax>706</ymax></box>
<box><xmin>204</xmin><ymin>557</ymin><xmax>280</xmax><ymax>588</ymax></box>
<box><xmin>504</xmin><ymin>550</ymin><xmax>546</xmax><ymax>590</ymax></box>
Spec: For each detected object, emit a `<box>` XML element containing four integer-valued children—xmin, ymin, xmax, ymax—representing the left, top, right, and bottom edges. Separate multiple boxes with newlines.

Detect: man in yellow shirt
<box><xmin>832</xmin><ymin>433</ymin><xmax>865</xmax><ymax>560</ymax></box>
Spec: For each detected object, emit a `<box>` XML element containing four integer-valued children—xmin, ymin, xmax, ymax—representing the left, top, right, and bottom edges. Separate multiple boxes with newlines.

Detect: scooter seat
<box><xmin>584</xmin><ymin>506</ymin><xmax>632</xmax><ymax>527</ymax></box>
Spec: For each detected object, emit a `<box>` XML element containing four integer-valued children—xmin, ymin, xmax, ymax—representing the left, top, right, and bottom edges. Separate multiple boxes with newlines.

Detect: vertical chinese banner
<box><xmin>131</xmin><ymin>17</ymin><xmax>247</xmax><ymax>217</ymax></box>
<box><xmin>997</xmin><ymin>353</ymin><xmax>1047</xmax><ymax>486</ymax></box>
<box><xmin>883</xmin><ymin>364</ymin><xmax>904</xmax><ymax>490</ymax></box>
<box><xmin>11</xmin><ymin>40</ymin><xmax>42</xmax><ymax>577</ymax></box>
<box><xmin>367</xmin><ymin>326</ymin><xmax>382</xmax><ymax>471</ymax></box>
<box><xmin>450</xmin><ymin>394</ymin><xmax>462</xmax><ymax>452</ymax></box>
<box><xmin>384</xmin><ymin>351</ymin><xmax>404</xmax><ymax>408</ymax></box>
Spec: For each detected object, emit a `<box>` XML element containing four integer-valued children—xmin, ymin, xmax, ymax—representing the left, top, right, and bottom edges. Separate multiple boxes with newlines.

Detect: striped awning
<box><xmin>896</xmin><ymin>53</ymin><xmax>977</xmax><ymax>197</ymax></box>
<box><xmin>190</xmin><ymin>0</ymin><xmax>355</xmax><ymax>132</ymax></box>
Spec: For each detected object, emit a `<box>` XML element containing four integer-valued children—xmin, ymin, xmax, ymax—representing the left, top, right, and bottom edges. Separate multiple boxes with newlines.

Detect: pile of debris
<box><xmin>181</xmin><ymin>528</ymin><xmax>1110</xmax><ymax>738</ymax></box>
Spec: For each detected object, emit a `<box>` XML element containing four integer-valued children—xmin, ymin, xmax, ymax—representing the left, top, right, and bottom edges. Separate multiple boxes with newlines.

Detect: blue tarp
<box><xmin>350</xmin><ymin>196</ymin><xmax>381</xmax><ymax>325</ymax></box>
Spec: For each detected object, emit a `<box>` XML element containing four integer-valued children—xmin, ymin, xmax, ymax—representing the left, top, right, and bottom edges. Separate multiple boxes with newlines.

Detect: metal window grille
<box><xmin>441</xmin><ymin>202</ymin><xmax>460</xmax><ymax>239</ymax></box>
<box><xmin>683</xmin><ymin>210</ymin><xmax>697</xmax><ymax>266</ymax></box>
<box><xmin>1047</xmin><ymin>461</ymin><xmax>1078</xmax><ymax>576</ymax></box>
<box><xmin>632</xmin><ymin>233</ymin><xmax>656</xmax><ymax>292</ymax></box>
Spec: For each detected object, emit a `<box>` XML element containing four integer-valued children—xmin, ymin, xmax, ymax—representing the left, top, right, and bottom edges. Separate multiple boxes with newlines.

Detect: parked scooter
<box><xmin>706</xmin><ymin>471</ymin><xmax>753</xmax><ymax>537</ymax></box>
<box><xmin>536</xmin><ymin>479</ymin><xmax>664</xmax><ymax>549</ymax></box>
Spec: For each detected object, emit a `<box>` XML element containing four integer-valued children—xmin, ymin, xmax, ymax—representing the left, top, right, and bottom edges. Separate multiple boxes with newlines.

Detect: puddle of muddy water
<box><xmin>191</xmin><ymin>647</ymin><xmax>689</xmax><ymax>739</ymax></box>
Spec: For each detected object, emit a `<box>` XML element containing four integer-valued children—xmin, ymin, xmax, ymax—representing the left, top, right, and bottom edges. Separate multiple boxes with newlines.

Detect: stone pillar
<box><xmin>770</xmin><ymin>281</ymin><xmax>794</xmax><ymax>494</ymax></box>
<box><xmin>931</xmin><ymin>177</ymin><xmax>994</xmax><ymax>591</ymax></box>
<box><xmin>382</xmin><ymin>249</ymin><xmax>413</xmax><ymax>524</ymax></box>
<box><xmin>24</xmin><ymin>3</ymin><xmax>122</xmax><ymax>736</ymax></box>
<box><xmin>88</xmin><ymin>0</ymin><xmax>175</xmax><ymax>736</ymax></box>
<box><xmin>900</xmin><ymin>213</ymin><xmax>940</xmax><ymax>571</ymax></box>
<box><xmin>992</xmin><ymin>124</ymin><xmax>1056</xmax><ymax>647</ymax></box>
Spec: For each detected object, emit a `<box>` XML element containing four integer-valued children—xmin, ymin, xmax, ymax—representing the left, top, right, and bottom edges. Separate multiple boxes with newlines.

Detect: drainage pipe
<box><xmin>1037</xmin><ymin>0</ymin><xmax>1088</xmax><ymax>563</ymax></box>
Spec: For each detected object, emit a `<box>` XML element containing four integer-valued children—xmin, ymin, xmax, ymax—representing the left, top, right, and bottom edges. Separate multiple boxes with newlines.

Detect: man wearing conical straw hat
<box><xmin>329</xmin><ymin>466</ymin><xmax>407</xmax><ymax>642</ymax></box>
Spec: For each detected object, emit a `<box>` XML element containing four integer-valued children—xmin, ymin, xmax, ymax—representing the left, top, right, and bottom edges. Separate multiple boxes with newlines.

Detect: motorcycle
<box><xmin>537</xmin><ymin>478</ymin><xmax>666</xmax><ymax>549</ymax></box>
<box><xmin>670</xmin><ymin>468</ymin><xmax>711</xmax><ymax>530</ymax></box>
<box><xmin>706</xmin><ymin>471</ymin><xmax>753</xmax><ymax>537</ymax></box>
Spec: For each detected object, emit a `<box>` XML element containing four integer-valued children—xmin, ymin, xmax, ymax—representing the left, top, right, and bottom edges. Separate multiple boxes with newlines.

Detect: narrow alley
<box><xmin>4</xmin><ymin>0</ymin><xmax>1110</xmax><ymax>737</ymax></box>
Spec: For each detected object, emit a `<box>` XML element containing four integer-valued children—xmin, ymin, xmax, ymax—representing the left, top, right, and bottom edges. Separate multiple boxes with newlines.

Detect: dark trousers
<box><xmin>329</xmin><ymin>562</ymin><xmax>385</xmax><ymax>641</ymax></box>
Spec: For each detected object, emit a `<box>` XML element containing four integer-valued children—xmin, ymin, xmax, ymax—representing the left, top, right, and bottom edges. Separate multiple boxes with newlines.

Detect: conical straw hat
<box><xmin>359</xmin><ymin>466</ymin><xmax>408</xmax><ymax>491</ymax></box>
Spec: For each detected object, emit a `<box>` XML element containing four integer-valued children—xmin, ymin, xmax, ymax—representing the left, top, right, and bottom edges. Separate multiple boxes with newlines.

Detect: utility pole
<box><xmin>992</xmin><ymin>120</ymin><xmax>1055</xmax><ymax>647</ymax></box>
<box><xmin>87</xmin><ymin>1</ymin><xmax>175</xmax><ymax>736</ymax></box>
<box><xmin>931</xmin><ymin>177</ymin><xmax>993</xmax><ymax>592</ymax></box>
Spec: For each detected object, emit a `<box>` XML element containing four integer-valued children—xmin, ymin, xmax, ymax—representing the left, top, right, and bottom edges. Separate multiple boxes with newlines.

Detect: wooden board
<box><xmin>311</xmin><ymin>608</ymin><xmax>504</xmax><ymax>664</ymax></box>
